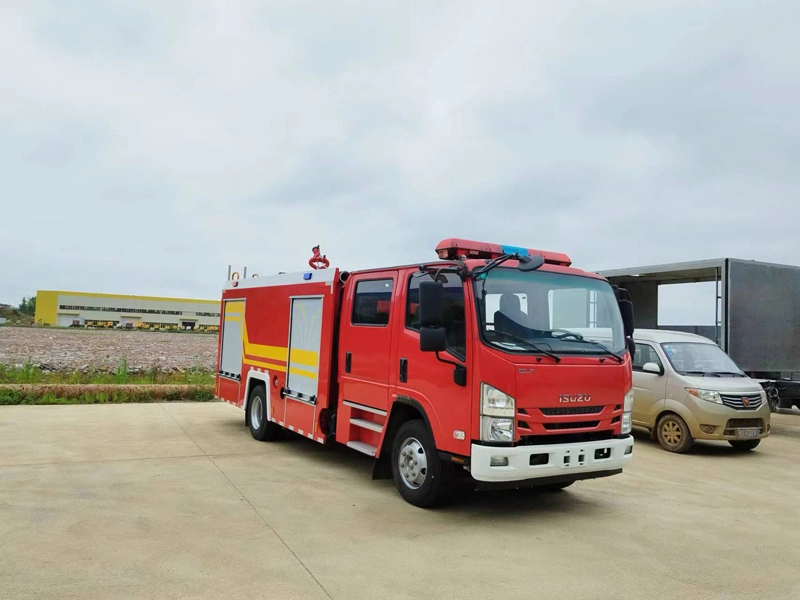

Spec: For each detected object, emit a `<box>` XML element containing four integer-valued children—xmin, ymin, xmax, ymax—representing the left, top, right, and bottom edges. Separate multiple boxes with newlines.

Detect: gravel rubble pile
<box><xmin>0</xmin><ymin>327</ymin><xmax>217</xmax><ymax>372</ymax></box>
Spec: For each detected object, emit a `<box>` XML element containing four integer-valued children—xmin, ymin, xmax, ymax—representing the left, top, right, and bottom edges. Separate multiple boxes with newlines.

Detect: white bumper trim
<box><xmin>470</xmin><ymin>436</ymin><xmax>634</xmax><ymax>483</ymax></box>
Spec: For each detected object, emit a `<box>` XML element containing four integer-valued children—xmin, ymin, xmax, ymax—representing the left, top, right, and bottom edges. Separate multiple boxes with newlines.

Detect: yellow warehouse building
<box><xmin>35</xmin><ymin>290</ymin><xmax>220</xmax><ymax>331</ymax></box>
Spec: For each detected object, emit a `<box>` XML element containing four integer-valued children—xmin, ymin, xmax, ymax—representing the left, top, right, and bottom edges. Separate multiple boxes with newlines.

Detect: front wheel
<box><xmin>391</xmin><ymin>420</ymin><xmax>454</xmax><ymax>508</ymax></box>
<box><xmin>728</xmin><ymin>439</ymin><xmax>760</xmax><ymax>451</ymax></box>
<box><xmin>656</xmin><ymin>414</ymin><xmax>694</xmax><ymax>453</ymax></box>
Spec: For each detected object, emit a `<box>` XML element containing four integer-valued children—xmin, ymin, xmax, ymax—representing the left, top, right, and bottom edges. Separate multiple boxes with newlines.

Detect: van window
<box><xmin>353</xmin><ymin>279</ymin><xmax>393</xmax><ymax>326</ymax></box>
<box><xmin>407</xmin><ymin>273</ymin><xmax>466</xmax><ymax>358</ymax></box>
<box><xmin>633</xmin><ymin>343</ymin><xmax>663</xmax><ymax>371</ymax></box>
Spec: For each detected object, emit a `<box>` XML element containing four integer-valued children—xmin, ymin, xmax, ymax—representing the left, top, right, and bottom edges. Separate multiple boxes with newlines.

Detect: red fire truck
<box><xmin>215</xmin><ymin>239</ymin><xmax>636</xmax><ymax>507</ymax></box>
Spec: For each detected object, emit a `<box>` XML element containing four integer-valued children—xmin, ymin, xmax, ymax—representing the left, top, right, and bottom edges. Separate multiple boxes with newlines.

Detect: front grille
<box><xmin>726</xmin><ymin>418</ymin><xmax>763</xmax><ymax>429</ymax></box>
<box><xmin>519</xmin><ymin>430</ymin><xmax>613</xmax><ymax>446</ymax></box>
<box><xmin>540</xmin><ymin>406</ymin><xmax>603</xmax><ymax>416</ymax></box>
<box><xmin>720</xmin><ymin>394</ymin><xmax>762</xmax><ymax>410</ymax></box>
<box><xmin>542</xmin><ymin>420</ymin><xmax>599</xmax><ymax>430</ymax></box>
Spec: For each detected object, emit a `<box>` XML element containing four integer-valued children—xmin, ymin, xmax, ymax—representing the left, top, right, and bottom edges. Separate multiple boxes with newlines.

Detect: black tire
<box><xmin>656</xmin><ymin>413</ymin><xmax>694</xmax><ymax>453</ymax></box>
<box><xmin>391</xmin><ymin>420</ymin><xmax>455</xmax><ymax>508</ymax></box>
<box><xmin>247</xmin><ymin>385</ymin><xmax>282</xmax><ymax>441</ymax></box>
<box><xmin>728</xmin><ymin>439</ymin><xmax>760</xmax><ymax>451</ymax></box>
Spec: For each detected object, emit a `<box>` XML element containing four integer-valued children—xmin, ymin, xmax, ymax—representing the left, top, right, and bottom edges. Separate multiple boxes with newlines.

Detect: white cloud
<box><xmin>1</xmin><ymin>0</ymin><xmax>798</xmax><ymax>326</ymax></box>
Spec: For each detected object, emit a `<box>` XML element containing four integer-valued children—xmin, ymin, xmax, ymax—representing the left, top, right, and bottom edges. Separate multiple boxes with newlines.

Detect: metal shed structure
<box><xmin>599</xmin><ymin>259</ymin><xmax>800</xmax><ymax>377</ymax></box>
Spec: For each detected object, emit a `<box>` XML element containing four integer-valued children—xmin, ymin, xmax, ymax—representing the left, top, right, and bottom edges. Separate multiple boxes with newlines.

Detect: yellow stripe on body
<box><xmin>224</xmin><ymin>304</ymin><xmax>320</xmax><ymax>372</ymax></box>
<box><xmin>289</xmin><ymin>348</ymin><xmax>318</xmax><ymax>368</ymax></box>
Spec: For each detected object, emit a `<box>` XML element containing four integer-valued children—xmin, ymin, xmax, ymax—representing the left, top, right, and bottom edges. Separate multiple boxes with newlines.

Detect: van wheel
<box><xmin>656</xmin><ymin>414</ymin><xmax>694</xmax><ymax>453</ymax></box>
<box><xmin>391</xmin><ymin>420</ymin><xmax>454</xmax><ymax>508</ymax></box>
<box><xmin>728</xmin><ymin>439</ymin><xmax>760</xmax><ymax>451</ymax></box>
<box><xmin>248</xmin><ymin>385</ymin><xmax>282</xmax><ymax>441</ymax></box>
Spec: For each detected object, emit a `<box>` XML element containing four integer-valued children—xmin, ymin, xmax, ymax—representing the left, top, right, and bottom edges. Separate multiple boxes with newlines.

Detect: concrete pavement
<box><xmin>1</xmin><ymin>403</ymin><xmax>799</xmax><ymax>600</ymax></box>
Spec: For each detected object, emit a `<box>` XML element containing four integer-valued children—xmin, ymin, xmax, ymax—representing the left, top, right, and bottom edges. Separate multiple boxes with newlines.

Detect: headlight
<box><xmin>686</xmin><ymin>388</ymin><xmax>722</xmax><ymax>404</ymax></box>
<box><xmin>623</xmin><ymin>388</ymin><xmax>634</xmax><ymax>412</ymax></box>
<box><xmin>481</xmin><ymin>383</ymin><xmax>515</xmax><ymax>417</ymax></box>
<box><xmin>481</xmin><ymin>417</ymin><xmax>514</xmax><ymax>442</ymax></box>
<box><xmin>621</xmin><ymin>388</ymin><xmax>633</xmax><ymax>434</ymax></box>
<box><xmin>621</xmin><ymin>412</ymin><xmax>632</xmax><ymax>435</ymax></box>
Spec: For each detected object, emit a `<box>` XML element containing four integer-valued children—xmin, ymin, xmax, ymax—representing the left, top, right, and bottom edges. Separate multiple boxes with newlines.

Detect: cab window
<box><xmin>352</xmin><ymin>279</ymin><xmax>393</xmax><ymax>326</ymax></box>
<box><xmin>633</xmin><ymin>343</ymin><xmax>663</xmax><ymax>371</ymax></box>
<box><xmin>406</xmin><ymin>273</ymin><xmax>466</xmax><ymax>358</ymax></box>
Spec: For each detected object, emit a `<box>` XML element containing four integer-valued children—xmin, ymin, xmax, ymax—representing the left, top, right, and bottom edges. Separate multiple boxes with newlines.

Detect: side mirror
<box><xmin>419</xmin><ymin>326</ymin><xmax>447</xmax><ymax>353</ymax></box>
<box><xmin>643</xmin><ymin>362</ymin><xmax>662</xmax><ymax>375</ymax></box>
<box><xmin>518</xmin><ymin>255</ymin><xmax>545</xmax><ymax>272</ymax></box>
<box><xmin>619</xmin><ymin>299</ymin><xmax>634</xmax><ymax>338</ymax></box>
<box><xmin>419</xmin><ymin>280</ymin><xmax>444</xmax><ymax>327</ymax></box>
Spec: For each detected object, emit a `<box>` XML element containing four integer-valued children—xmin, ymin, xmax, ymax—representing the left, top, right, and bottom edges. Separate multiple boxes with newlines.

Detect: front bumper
<box><xmin>679</xmin><ymin>395</ymin><xmax>771</xmax><ymax>440</ymax></box>
<box><xmin>470</xmin><ymin>436</ymin><xmax>634</xmax><ymax>483</ymax></box>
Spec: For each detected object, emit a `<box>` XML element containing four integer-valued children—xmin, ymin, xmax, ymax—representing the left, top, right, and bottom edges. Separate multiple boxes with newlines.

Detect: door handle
<box><xmin>345</xmin><ymin>352</ymin><xmax>352</xmax><ymax>373</ymax></box>
<box><xmin>399</xmin><ymin>358</ymin><xmax>408</xmax><ymax>383</ymax></box>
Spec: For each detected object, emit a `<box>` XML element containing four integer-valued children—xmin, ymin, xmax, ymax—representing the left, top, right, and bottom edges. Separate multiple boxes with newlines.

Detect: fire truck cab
<box><xmin>215</xmin><ymin>239</ymin><xmax>636</xmax><ymax>507</ymax></box>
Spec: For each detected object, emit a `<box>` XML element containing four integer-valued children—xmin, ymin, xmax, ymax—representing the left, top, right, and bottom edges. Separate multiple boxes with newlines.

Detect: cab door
<box><xmin>338</xmin><ymin>273</ymin><xmax>398</xmax><ymax>412</ymax></box>
<box><xmin>392</xmin><ymin>270</ymin><xmax>472</xmax><ymax>456</ymax></box>
<box><xmin>632</xmin><ymin>342</ymin><xmax>667</xmax><ymax>427</ymax></box>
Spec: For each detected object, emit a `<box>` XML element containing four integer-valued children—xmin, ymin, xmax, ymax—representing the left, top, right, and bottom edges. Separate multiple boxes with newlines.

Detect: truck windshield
<box><xmin>474</xmin><ymin>268</ymin><xmax>626</xmax><ymax>356</ymax></box>
<box><xmin>660</xmin><ymin>342</ymin><xmax>745</xmax><ymax>376</ymax></box>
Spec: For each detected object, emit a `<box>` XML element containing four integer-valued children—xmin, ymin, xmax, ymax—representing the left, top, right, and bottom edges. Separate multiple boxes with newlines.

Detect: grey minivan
<box><xmin>631</xmin><ymin>329</ymin><xmax>770</xmax><ymax>453</ymax></box>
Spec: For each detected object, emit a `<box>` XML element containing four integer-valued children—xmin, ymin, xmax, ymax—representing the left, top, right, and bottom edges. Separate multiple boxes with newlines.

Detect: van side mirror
<box><xmin>418</xmin><ymin>280</ymin><xmax>444</xmax><ymax>327</ymax></box>
<box><xmin>419</xmin><ymin>326</ymin><xmax>447</xmax><ymax>353</ymax></box>
<box><xmin>619</xmin><ymin>299</ymin><xmax>634</xmax><ymax>338</ymax></box>
<box><xmin>643</xmin><ymin>362</ymin><xmax>662</xmax><ymax>375</ymax></box>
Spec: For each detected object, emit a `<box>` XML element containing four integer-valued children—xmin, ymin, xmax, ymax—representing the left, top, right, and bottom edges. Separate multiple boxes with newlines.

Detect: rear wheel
<box><xmin>391</xmin><ymin>420</ymin><xmax>454</xmax><ymax>508</ymax></box>
<box><xmin>728</xmin><ymin>439</ymin><xmax>760</xmax><ymax>451</ymax></box>
<box><xmin>248</xmin><ymin>385</ymin><xmax>282</xmax><ymax>441</ymax></box>
<box><xmin>656</xmin><ymin>414</ymin><xmax>694</xmax><ymax>453</ymax></box>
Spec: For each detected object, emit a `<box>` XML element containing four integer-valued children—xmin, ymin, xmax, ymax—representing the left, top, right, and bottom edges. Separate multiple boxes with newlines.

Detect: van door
<box><xmin>632</xmin><ymin>342</ymin><xmax>667</xmax><ymax>427</ymax></box>
<box><xmin>338</xmin><ymin>273</ymin><xmax>398</xmax><ymax>412</ymax></box>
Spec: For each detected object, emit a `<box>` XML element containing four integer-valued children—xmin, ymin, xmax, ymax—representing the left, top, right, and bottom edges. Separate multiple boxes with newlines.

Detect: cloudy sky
<box><xmin>2</xmin><ymin>1</ymin><xmax>798</xmax><ymax>324</ymax></box>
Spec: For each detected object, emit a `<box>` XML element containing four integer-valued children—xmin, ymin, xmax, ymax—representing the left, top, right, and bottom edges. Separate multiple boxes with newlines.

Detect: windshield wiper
<box><xmin>708</xmin><ymin>371</ymin><xmax>745</xmax><ymax>377</ymax></box>
<box><xmin>548</xmin><ymin>331</ymin><xmax>623</xmax><ymax>363</ymax></box>
<box><xmin>488</xmin><ymin>330</ymin><xmax>561</xmax><ymax>363</ymax></box>
<box><xmin>680</xmin><ymin>370</ymin><xmax>720</xmax><ymax>377</ymax></box>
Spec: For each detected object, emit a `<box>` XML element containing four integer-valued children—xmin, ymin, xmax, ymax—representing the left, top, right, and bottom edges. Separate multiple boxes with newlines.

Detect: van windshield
<box><xmin>474</xmin><ymin>268</ymin><xmax>626</xmax><ymax>356</ymax></box>
<box><xmin>660</xmin><ymin>342</ymin><xmax>745</xmax><ymax>376</ymax></box>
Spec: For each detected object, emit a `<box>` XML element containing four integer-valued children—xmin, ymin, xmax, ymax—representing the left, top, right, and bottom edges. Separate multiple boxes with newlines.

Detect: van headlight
<box><xmin>686</xmin><ymin>388</ymin><xmax>722</xmax><ymax>404</ymax></box>
<box><xmin>621</xmin><ymin>388</ymin><xmax>633</xmax><ymax>434</ymax></box>
<box><xmin>481</xmin><ymin>383</ymin><xmax>515</xmax><ymax>417</ymax></box>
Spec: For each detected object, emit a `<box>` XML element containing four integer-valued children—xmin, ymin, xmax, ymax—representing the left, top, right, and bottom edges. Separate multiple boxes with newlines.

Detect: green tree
<box><xmin>18</xmin><ymin>296</ymin><xmax>36</xmax><ymax>316</ymax></box>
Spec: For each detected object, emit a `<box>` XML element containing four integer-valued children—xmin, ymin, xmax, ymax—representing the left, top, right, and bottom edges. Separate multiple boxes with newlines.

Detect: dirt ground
<box><xmin>1</xmin><ymin>403</ymin><xmax>798</xmax><ymax>600</ymax></box>
<box><xmin>0</xmin><ymin>327</ymin><xmax>217</xmax><ymax>372</ymax></box>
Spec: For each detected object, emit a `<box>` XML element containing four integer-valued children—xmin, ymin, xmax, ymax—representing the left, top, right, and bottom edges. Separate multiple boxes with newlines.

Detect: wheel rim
<box><xmin>397</xmin><ymin>437</ymin><xmax>428</xmax><ymax>489</ymax></box>
<box><xmin>250</xmin><ymin>396</ymin><xmax>263</xmax><ymax>430</ymax></box>
<box><xmin>662</xmin><ymin>421</ymin><xmax>682</xmax><ymax>446</ymax></box>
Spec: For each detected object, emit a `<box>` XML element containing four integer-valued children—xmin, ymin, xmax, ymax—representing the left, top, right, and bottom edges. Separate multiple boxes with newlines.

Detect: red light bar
<box><xmin>435</xmin><ymin>238</ymin><xmax>572</xmax><ymax>266</ymax></box>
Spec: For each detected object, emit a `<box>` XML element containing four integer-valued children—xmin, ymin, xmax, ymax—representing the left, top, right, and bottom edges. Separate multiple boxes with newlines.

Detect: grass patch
<box><xmin>0</xmin><ymin>385</ymin><xmax>215</xmax><ymax>405</ymax></box>
<box><xmin>0</xmin><ymin>363</ymin><xmax>215</xmax><ymax>386</ymax></box>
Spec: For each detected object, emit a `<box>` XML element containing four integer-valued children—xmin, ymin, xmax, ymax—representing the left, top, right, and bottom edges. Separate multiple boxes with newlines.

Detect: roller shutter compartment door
<box><xmin>286</xmin><ymin>297</ymin><xmax>323</xmax><ymax>400</ymax></box>
<box><xmin>219</xmin><ymin>301</ymin><xmax>244</xmax><ymax>379</ymax></box>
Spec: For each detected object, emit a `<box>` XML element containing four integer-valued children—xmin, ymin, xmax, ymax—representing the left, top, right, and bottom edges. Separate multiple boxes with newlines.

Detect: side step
<box><xmin>346</xmin><ymin>441</ymin><xmax>378</xmax><ymax>457</ymax></box>
<box><xmin>350</xmin><ymin>418</ymin><xmax>383</xmax><ymax>433</ymax></box>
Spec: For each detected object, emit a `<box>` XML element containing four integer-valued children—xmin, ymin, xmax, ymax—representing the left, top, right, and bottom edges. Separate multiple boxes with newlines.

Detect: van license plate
<box><xmin>736</xmin><ymin>427</ymin><xmax>761</xmax><ymax>439</ymax></box>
